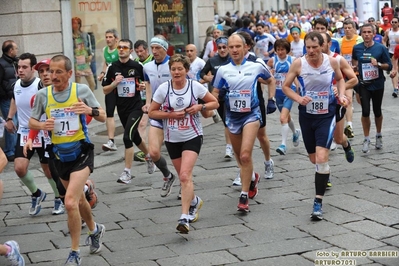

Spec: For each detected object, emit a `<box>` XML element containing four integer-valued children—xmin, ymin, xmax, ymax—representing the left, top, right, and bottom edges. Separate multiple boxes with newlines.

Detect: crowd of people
<box><xmin>0</xmin><ymin>4</ymin><xmax>397</xmax><ymax>265</ymax></box>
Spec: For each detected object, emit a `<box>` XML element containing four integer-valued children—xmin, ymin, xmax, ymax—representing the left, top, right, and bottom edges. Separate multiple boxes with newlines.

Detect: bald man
<box><xmin>186</xmin><ymin>44</ymin><xmax>220</xmax><ymax>123</ymax></box>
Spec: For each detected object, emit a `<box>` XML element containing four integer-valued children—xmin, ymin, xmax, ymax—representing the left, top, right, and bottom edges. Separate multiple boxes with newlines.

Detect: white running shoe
<box><xmin>232</xmin><ymin>171</ymin><xmax>241</xmax><ymax>186</ymax></box>
<box><xmin>330</xmin><ymin>140</ymin><xmax>337</xmax><ymax>151</ymax></box>
<box><xmin>264</xmin><ymin>159</ymin><xmax>274</xmax><ymax>179</ymax></box>
<box><xmin>292</xmin><ymin>129</ymin><xmax>301</xmax><ymax>147</ymax></box>
<box><xmin>102</xmin><ymin>140</ymin><xmax>117</xmax><ymax>151</ymax></box>
<box><xmin>225</xmin><ymin>145</ymin><xmax>233</xmax><ymax>159</ymax></box>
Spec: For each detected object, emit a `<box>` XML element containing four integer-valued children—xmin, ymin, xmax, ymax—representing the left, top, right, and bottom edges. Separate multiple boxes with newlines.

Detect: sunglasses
<box><xmin>392</xmin><ymin>21</ymin><xmax>398</xmax><ymax>23</ymax></box>
<box><xmin>117</xmin><ymin>45</ymin><xmax>130</xmax><ymax>50</ymax></box>
<box><xmin>217</xmin><ymin>46</ymin><xmax>227</xmax><ymax>50</ymax></box>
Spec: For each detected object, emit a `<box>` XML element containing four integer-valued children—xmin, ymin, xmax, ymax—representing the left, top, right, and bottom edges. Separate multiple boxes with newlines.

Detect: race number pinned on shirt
<box><xmin>306</xmin><ymin>91</ymin><xmax>328</xmax><ymax>114</ymax></box>
<box><xmin>19</xmin><ymin>127</ymin><xmax>42</xmax><ymax>147</ymax></box>
<box><xmin>167</xmin><ymin>115</ymin><xmax>190</xmax><ymax>131</ymax></box>
<box><xmin>274</xmin><ymin>73</ymin><xmax>287</xmax><ymax>89</ymax></box>
<box><xmin>229</xmin><ymin>89</ymin><xmax>251</xmax><ymax>112</ymax></box>
<box><xmin>343</xmin><ymin>54</ymin><xmax>352</xmax><ymax>66</ymax></box>
<box><xmin>117</xmin><ymin>78</ymin><xmax>136</xmax><ymax>97</ymax></box>
<box><xmin>51</xmin><ymin>108</ymin><xmax>79</xmax><ymax>137</ymax></box>
<box><xmin>362</xmin><ymin>63</ymin><xmax>378</xmax><ymax>81</ymax></box>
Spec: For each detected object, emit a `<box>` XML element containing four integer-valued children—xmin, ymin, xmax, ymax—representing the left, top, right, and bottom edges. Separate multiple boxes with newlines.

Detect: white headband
<box><xmin>150</xmin><ymin>37</ymin><xmax>168</xmax><ymax>51</ymax></box>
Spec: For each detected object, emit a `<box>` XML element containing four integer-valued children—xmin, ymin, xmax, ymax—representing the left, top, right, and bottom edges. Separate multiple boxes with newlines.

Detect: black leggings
<box><xmin>359</xmin><ymin>87</ymin><xmax>384</xmax><ymax>118</ymax></box>
<box><xmin>105</xmin><ymin>92</ymin><xmax>117</xmax><ymax>117</ymax></box>
<box><xmin>119</xmin><ymin>109</ymin><xmax>143</xmax><ymax>149</ymax></box>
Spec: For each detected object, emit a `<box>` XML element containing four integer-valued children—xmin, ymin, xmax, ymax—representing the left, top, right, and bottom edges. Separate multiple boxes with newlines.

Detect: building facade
<box><xmin>0</xmin><ymin>0</ymin><xmax>214</xmax><ymax>104</ymax></box>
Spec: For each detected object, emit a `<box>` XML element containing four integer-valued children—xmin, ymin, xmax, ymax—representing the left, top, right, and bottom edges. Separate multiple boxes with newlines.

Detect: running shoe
<box><xmin>264</xmin><ymin>159</ymin><xmax>274</xmax><ymax>179</ymax></box>
<box><xmin>326</xmin><ymin>179</ymin><xmax>332</xmax><ymax>189</ymax></box>
<box><xmin>102</xmin><ymin>140</ymin><xmax>117</xmax><ymax>151</ymax></box>
<box><xmin>292</xmin><ymin>129</ymin><xmax>301</xmax><ymax>147</ymax></box>
<box><xmin>145</xmin><ymin>155</ymin><xmax>156</xmax><ymax>174</ymax></box>
<box><xmin>362</xmin><ymin>139</ymin><xmax>370</xmax><ymax>153</ymax></box>
<box><xmin>344</xmin><ymin>145</ymin><xmax>355</xmax><ymax>163</ymax></box>
<box><xmin>85</xmin><ymin>179</ymin><xmax>98</xmax><ymax>209</ymax></box>
<box><xmin>225</xmin><ymin>145</ymin><xmax>233</xmax><ymax>159</ymax></box>
<box><xmin>160</xmin><ymin>174</ymin><xmax>176</xmax><ymax>197</ymax></box>
<box><xmin>212</xmin><ymin>110</ymin><xmax>221</xmax><ymax>123</ymax></box>
<box><xmin>232</xmin><ymin>171</ymin><xmax>241</xmax><ymax>186</ymax></box>
<box><xmin>248</xmin><ymin>173</ymin><xmax>260</xmax><ymax>199</ymax></box>
<box><xmin>85</xmin><ymin>223</ymin><xmax>105</xmax><ymax>254</ymax></box>
<box><xmin>29</xmin><ymin>189</ymin><xmax>46</xmax><ymax>216</ymax></box>
<box><xmin>177</xmin><ymin>186</ymin><xmax>181</xmax><ymax>200</ymax></box>
<box><xmin>375</xmin><ymin>135</ymin><xmax>383</xmax><ymax>150</ymax></box>
<box><xmin>344</xmin><ymin>125</ymin><xmax>354</xmax><ymax>139</ymax></box>
<box><xmin>188</xmin><ymin>196</ymin><xmax>203</xmax><ymax>223</ymax></box>
<box><xmin>393</xmin><ymin>88</ymin><xmax>398</xmax><ymax>98</ymax></box>
<box><xmin>330</xmin><ymin>140</ymin><xmax>337</xmax><ymax>151</ymax></box>
<box><xmin>176</xmin><ymin>218</ymin><xmax>189</xmax><ymax>234</ymax></box>
<box><xmin>237</xmin><ymin>194</ymin><xmax>249</xmax><ymax>212</ymax></box>
<box><xmin>4</xmin><ymin>240</ymin><xmax>24</xmax><ymax>266</ymax></box>
<box><xmin>134</xmin><ymin>151</ymin><xmax>146</xmax><ymax>162</ymax></box>
<box><xmin>311</xmin><ymin>200</ymin><xmax>323</xmax><ymax>221</ymax></box>
<box><xmin>65</xmin><ymin>250</ymin><xmax>81</xmax><ymax>266</ymax></box>
<box><xmin>117</xmin><ymin>171</ymin><xmax>132</xmax><ymax>184</ymax></box>
<box><xmin>52</xmin><ymin>198</ymin><xmax>65</xmax><ymax>215</ymax></box>
<box><xmin>276</xmin><ymin>144</ymin><xmax>287</xmax><ymax>155</ymax></box>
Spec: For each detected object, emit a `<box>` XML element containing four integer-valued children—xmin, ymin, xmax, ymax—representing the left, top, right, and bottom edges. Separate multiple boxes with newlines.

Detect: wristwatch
<box><xmin>6</xmin><ymin>117</ymin><xmax>12</xmax><ymax>122</ymax></box>
<box><xmin>377</xmin><ymin>62</ymin><xmax>382</xmax><ymax>68</ymax></box>
<box><xmin>90</xmin><ymin>107</ymin><xmax>99</xmax><ymax>117</ymax></box>
<box><xmin>269</xmin><ymin>97</ymin><xmax>276</xmax><ymax>102</ymax></box>
<box><xmin>201</xmin><ymin>104</ymin><xmax>206</xmax><ymax>111</ymax></box>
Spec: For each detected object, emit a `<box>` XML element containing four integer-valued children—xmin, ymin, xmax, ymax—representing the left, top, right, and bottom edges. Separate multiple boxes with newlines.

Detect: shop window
<box><xmin>152</xmin><ymin>0</ymin><xmax>189</xmax><ymax>55</ymax></box>
<box><xmin>71</xmin><ymin>0</ymin><xmax>121</xmax><ymax>89</ymax></box>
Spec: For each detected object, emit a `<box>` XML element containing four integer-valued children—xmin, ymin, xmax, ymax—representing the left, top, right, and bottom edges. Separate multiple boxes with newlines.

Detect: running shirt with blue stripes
<box><xmin>143</xmin><ymin>55</ymin><xmax>171</xmax><ymax>95</ymax></box>
<box><xmin>212</xmin><ymin>58</ymin><xmax>272</xmax><ymax>117</ymax></box>
<box><xmin>297</xmin><ymin>54</ymin><xmax>336</xmax><ymax>118</ymax></box>
<box><xmin>273</xmin><ymin>54</ymin><xmax>295</xmax><ymax>97</ymax></box>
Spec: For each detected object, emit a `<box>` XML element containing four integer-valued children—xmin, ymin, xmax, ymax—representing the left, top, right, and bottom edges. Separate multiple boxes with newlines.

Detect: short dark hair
<box><xmin>274</xmin><ymin>39</ymin><xmax>290</xmax><ymax>53</ymax></box>
<box><xmin>19</xmin><ymin>53</ymin><xmax>37</xmax><ymax>67</ymax></box>
<box><xmin>255</xmin><ymin>23</ymin><xmax>265</xmax><ymax>28</ymax></box>
<box><xmin>134</xmin><ymin>40</ymin><xmax>148</xmax><ymax>50</ymax></box>
<box><xmin>320</xmin><ymin>32</ymin><xmax>331</xmax><ymax>43</ymax></box>
<box><xmin>2</xmin><ymin>40</ymin><xmax>15</xmax><ymax>54</ymax></box>
<box><xmin>119</xmin><ymin>39</ymin><xmax>133</xmax><ymax>49</ymax></box>
<box><xmin>304</xmin><ymin>32</ymin><xmax>324</xmax><ymax>46</ymax></box>
<box><xmin>313</xmin><ymin>18</ymin><xmax>328</xmax><ymax>29</ymax></box>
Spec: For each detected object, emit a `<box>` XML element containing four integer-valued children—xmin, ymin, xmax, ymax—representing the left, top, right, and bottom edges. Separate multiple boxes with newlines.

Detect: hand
<box><xmin>390</xmin><ymin>71</ymin><xmax>397</xmax><ymax>78</ymax></box>
<box><xmin>172</xmin><ymin>110</ymin><xmax>186</xmax><ymax>119</ymax></box>
<box><xmin>298</xmin><ymin>96</ymin><xmax>312</xmax><ymax>106</ymax></box>
<box><xmin>44</xmin><ymin>117</ymin><xmax>55</xmax><ymax>131</ymax></box>
<box><xmin>138</xmin><ymin>81</ymin><xmax>146</xmax><ymax>91</ymax></box>
<box><xmin>266</xmin><ymin>99</ymin><xmax>277</xmax><ymax>114</ymax></box>
<box><xmin>185</xmin><ymin>104</ymin><xmax>201</xmax><ymax>115</ymax></box>
<box><xmin>142</xmin><ymin>104</ymin><xmax>150</xmax><ymax>114</ymax></box>
<box><xmin>98</xmin><ymin>73</ymin><xmax>105</xmax><ymax>81</ymax></box>
<box><xmin>23</xmin><ymin>139</ymin><xmax>33</xmax><ymax>157</ymax></box>
<box><xmin>113</xmin><ymin>74</ymin><xmax>124</xmax><ymax>85</ymax></box>
<box><xmin>71</xmin><ymin>98</ymin><xmax>90</xmax><ymax>115</ymax></box>
<box><xmin>5</xmin><ymin>120</ymin><xmax>16</xmax><ymax>133</ymax></box>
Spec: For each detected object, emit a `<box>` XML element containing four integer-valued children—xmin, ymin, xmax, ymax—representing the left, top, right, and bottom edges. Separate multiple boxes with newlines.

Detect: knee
<box><xmin>179</xmin><ymin>171</ymin><xmax>192</xmax><ymax>185</ymax></box>
<box><xmin>14</xmin><ymin>165</ymin><xmax>26</xmax><ymax>177</ymax></box>
<box><xmin>64</xmin><ymin>196</ymin><xmax>79</xmax><ymax>212</ymax></box>
<box><xmin>149</xmin><ymin>146</ymin><xmax>160</xmax><ymax>160</ymax></box>
<box><xmin>240</xmin><ymin>151</ymin><xmax>251</xmax><ymax>165</ymax></box>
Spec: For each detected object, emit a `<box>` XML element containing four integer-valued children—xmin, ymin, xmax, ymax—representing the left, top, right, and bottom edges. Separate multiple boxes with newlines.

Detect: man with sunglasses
<box><xmin>199</xmin><ymin>37</ymin><xmax>234</xmax><ymax>160</ymax></box>
<box><xmin>368</xmin><ymin>17</ymin><xmax>385</xmax><ymax>37</ymax></box>
<box><xmin>102</xmin><ymin>39</ymin><xmax>154</xmax><ymax>184</ymax></box>
<box><xmin>382</xmin><ymin>16</ymin><xmax>399</xmax><ymax>97</ymax></box>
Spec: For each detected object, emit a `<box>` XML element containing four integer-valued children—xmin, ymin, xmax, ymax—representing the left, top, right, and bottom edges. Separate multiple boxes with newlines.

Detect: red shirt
<box><xmin>393</xmin><ymin>44</ymin><xmax>399</xmax><ymax>59</ymax></box>
<box><xmin>381</xmin><ymin>22</ymin><xmax>392</xmax><ymax>32</ymax></box>
<box><xmin>382</xmin><ymin>7</ymin><xmax>394</xmax><ymax>22</ymax></box>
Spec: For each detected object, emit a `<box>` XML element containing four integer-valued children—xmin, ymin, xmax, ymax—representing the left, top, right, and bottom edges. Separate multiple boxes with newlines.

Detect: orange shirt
<box><xmin>286</xmin><ymin>31</ymin><xmax>306</xmax><ymax>43</ymax></box>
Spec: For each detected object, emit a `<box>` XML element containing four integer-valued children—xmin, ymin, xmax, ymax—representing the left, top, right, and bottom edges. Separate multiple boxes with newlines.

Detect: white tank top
<box><xmin>14</xmin><ymin>78</ymin><xmax>41</xmax><ymax>132</ymax></box>
<box><xmin>388</xmin><ymin>29</ymin><xmax>399</xmax><ymax>53</ymax></box>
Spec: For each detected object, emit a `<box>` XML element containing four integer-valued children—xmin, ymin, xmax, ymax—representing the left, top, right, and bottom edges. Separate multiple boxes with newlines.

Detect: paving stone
<box><xmin>156</xmin><ymin>250</ymin><xmax>239</xmax><ymax>266</ymax></box>
<box><xmin>343</xmin><ymin>220</ymin><xmax>399</xmax><ymax>240</ymax></box>
<box><xmin>230</xmin><ymin>237</ymin><xmax>331</xmax><ymax>261</ymax></box>
<box><xmin>324</xmin><ymin>232</ymin><xmax>386</xmax><ymax>250</ymax></box>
